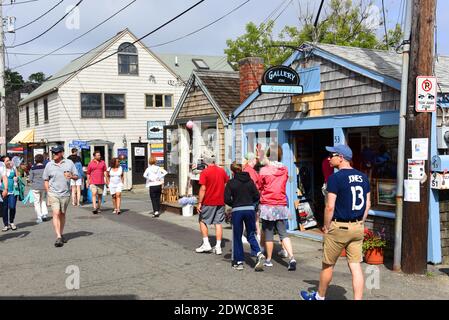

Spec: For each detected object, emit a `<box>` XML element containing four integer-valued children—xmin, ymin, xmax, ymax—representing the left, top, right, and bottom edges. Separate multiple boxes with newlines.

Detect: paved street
<box><xmin>1</xmin><ymin>190</ymin><xmax>449</xmax><ymax>300</ymax></box>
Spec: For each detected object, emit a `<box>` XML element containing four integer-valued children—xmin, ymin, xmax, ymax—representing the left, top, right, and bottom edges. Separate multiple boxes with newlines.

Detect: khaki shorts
<box><xmin>90</xmin><ymin>184</ymin><xmax>105</xmax><ymax>195</ymax></box>
<box><xmin>323</xmin><ymin>220</ymin><xmax>364</xmax><ymax>265</ymax></box>
<box><xmin>48</xmin><ymin>195</ymin><xmax>70</xmax><ymax>213</ymax></box>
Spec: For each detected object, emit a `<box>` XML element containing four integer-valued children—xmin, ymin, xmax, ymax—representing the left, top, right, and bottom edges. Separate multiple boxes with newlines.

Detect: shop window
<box><xmin>118</xmin><ymin>43</ymin><xmax>138</xmax><ymax>75</ymax></box>
<box><xmin>246</xmin><ymin>130</ymin><xmax>279</xmax><ymax>165</ymax></box>
<box><xmin>104</xmin><ymin>94</ymin><xmax>125</xmax><ymax>118</ymax></box>
<box><xmin>165</xmin><ymin>128</ymin><xmax>179</xmax><ymax>175</ymax></box>
<box><xmin>81</xmin><ymin>93</ymin><xmax>102</xmax><ymax>118</ymax></box>
<box><xmin>43</xmin><ymin>98</ymin><xmax>49</xmax><ymax>123</ymax></box>
<box><xmin>145</xmin><ymin>94</ymin><xmax>173</xmax><ymax>108</ymax></box>
<box><xmin>26</xmin><ymin>105</ymin><xmax>30</xmax><ymax>127</ymax></box>
<box><xmin>346</xmin><ymin>126</ymin><xmax>398</xmax><ymax>212</ymax></box>
<box><xmin>34</xmin><ymin>101</ymin><xmax>39</xmax><ymax>126</ymax></box>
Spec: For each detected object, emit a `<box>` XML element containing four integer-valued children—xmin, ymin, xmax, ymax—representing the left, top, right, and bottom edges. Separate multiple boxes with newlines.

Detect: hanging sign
<box><xmin>259</xmin><ymin>66</ymin><xmax>303</xmax><ymax>94</ymax></box>
<box><xmin>416</xmin><ymin>76</ymin><xmax>437</xmax><ymax>112</ymax></box>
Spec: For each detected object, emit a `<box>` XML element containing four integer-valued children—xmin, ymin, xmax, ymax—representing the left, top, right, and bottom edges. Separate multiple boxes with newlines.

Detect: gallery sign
<box><xmin>260</xmin><ymin>66</ymin><xmax>303</xmax><ymax>94</ymax></box>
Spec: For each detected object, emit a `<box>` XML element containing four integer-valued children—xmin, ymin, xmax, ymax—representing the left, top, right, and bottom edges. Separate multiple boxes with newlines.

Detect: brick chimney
<box><xmin>239</xmin><ymin>57</ymin><xmax>264</xmax><ymax>103</ymax></box>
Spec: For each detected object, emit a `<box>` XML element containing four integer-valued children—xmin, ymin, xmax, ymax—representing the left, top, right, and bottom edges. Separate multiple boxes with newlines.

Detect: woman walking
<box><xmin>225</xmin><ymin>162</ymin><xmax>265</xmax><ymax>271</ymax></box>
<box><xmin>2</xmin><ymin>157</ymin><xmax>19</xmax><ymax>231</ymax></box>
<box><xmin>70</xmin><ymin>154</ymin><xmax>84</xmax><ymax>207</ymax></box>
<box><xmin>143</xmin><ymin>156</ymin><xmax>167</xmax><ymax>218</ymax></box>
<box><xmin>259</xmin><ymin>145</ymin><xmax>296</xmax><ymax>271</ymax></box>
<box><xmin>29</xmin><ymin>154</ymin><xmax>49</xmax><ymax>223</ymax></box>
<box><xmin>106</xmin><ymin>158</ymin><xmax>124</xmax><ymax>215</ymax></box>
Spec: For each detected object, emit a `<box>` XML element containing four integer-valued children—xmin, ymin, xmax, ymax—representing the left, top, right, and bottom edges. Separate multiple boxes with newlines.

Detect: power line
<box><xmin>9</xmin><ymin>51</ymin><xmax>85</xmax><ymax>56</ymax></box>
<box><xmin>149</xmin><ymin>0</ymin><xmax>250</xmax><ymax>49</ymax></box>
<box><xmin>11</xmin><ymin>0</ymin><xmax>137</xmax><ymax>70</ymax></box>
<box><xmin>38</xmin><ymin>0</ymin><xmax>207</xmax><ymax>83</ymax></box>
<box><xmin>15</xmin><ymin>0</ymin><xmax>65</xmax><ymax>31</ymax></box>
<box><xmin>381</xmin><ymin>0</ymin><xmax>389</xmax><ymax>49</ymax></box>
<box><xmin>7</xmin><ymin>0</ymin><xmax>83</xmax><ymax>48</ymax></box>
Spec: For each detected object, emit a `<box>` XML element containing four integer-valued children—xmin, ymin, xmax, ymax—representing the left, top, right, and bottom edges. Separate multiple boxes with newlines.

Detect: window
<box><xmin>192</xmin><ymin>58</ymin><xmax>209</xmax><ymax>70</ymax></box>
<box><xmin>34</xmin><ymin>101</ymin><xmax>39</xmax><ymax>126</ymax></box>
<box><xmin>118</xmin><ymin>42</ymin><xmax>138</xmax><ymax>75</ymax></box>
<box><xmin>26</xmin><ymin>105</ymin><xmax>30</xmax><ymax>127</ymax></box>
<box><xmin>145</xmin><ymin>94</ymin><xmax>173</xmax><ymax>108</ymax></box>
<box><xmin>104</xmin><ymin>94</ymin><xmax>125</xmax><ymax>118</ymax></box>
<box><xmin>44</xmin><ymin>98</ymin><xmax>49</xmax><ymax>123</ymax></box>
<box><xmin>81</xmin><ymin>93</ymin><xmax>102</xmax><ymax>118</ymax></box>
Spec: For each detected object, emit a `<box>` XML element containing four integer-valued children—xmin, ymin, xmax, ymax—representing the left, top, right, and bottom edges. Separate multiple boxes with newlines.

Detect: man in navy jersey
<box><xmin>301</xmin><ymin>144</ymin><xmax>371</xmax><ymax>300</ymax></box>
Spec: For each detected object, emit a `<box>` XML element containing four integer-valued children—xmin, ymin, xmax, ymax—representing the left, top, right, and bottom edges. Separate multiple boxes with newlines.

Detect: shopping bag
<box><xmin>86</xmin><ymin>187</ymin><xmax>105</xmax><ymax>204</ymax></box>
<box><xmin>22</xmin><ymin>190</ymin><xmax>35</xmax><ymax>205</ymax></box>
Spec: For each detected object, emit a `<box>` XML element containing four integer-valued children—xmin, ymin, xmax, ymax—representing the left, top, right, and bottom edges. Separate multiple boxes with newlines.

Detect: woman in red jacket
<box><xmin>259</xmin><ymin>145</ymin><xmax>296</xmax><ymax>271</ymax></box>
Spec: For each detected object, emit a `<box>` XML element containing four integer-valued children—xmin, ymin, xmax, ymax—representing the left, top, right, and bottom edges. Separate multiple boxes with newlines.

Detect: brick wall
<box><xmin>439</xmin><ymin>191</ymin><xmax>449</xmax><ymax>264</ymax></box>
<box><xmin>364</xmin><ymin>216</ymin><xmax>395</xmax><ymax>259</ymax></box>
<box><xmin>238</xmin><ymin>57</ymin><xmax>264</xmax><ymax>103</ymax></box>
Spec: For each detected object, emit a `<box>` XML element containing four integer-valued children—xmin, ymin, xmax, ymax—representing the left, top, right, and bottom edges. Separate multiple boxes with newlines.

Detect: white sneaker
<box><xmin>303</xmin><ymin>219</ymin><xmax>317</xmax><ymax>229</ymax></box>
<box><xmin>195</xmin><ymin>243</ymin><xmax>212</xmax><ymax>253</ymax></box>
<box><xmin>213</xmin><ymin>245</ymin><xmax>222</xmax><ymax>255</ymax></box>
<box><xmin>278</xmin><ymin>249</ymin><xmax>289</xmax><ymax>259</ymax></box>
<box><xmin>242</xmin><ymin>236</ymin><xmax>249</xmax><ymax>244</ymax></box>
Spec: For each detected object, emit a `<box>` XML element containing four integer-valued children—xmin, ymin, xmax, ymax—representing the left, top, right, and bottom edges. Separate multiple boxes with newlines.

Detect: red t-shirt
<box><xmin>87</xmin><ymin>160</ymin><xmax>107</xmax><ymax>185</ymax></box>
<box><xmin>199</xmin><ymin>165</ymin><xmax>229</xmax><ymax>206</ymax></box>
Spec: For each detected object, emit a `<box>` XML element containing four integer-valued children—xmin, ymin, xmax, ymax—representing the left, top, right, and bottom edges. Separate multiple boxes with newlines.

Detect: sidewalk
<box><xmin>121</xmin><ymin>190</ymin><xmax>449</xmax><ymax>299</ymax></box>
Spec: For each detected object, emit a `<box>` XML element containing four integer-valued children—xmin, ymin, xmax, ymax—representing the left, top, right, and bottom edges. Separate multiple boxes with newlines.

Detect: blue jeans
<box><xmin>232</xmin><ymin>209</ymin><xmax>261</xmax><ymax>263</ymax></box>
<box><xmin>2</xmin><ymin>195</ymin><xmax>17</xmax><ymax>226</ymax></box>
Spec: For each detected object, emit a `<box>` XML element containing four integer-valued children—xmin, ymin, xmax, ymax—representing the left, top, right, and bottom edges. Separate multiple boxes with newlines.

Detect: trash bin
<box><xmin>182</xmin><ymin>204</ymin><xmax>193</xmax><ymax>217</ymax></box>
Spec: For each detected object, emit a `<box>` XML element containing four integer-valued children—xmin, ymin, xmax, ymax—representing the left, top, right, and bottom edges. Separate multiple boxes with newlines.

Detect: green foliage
<box><xmin>225</xmin><ymin>0</ymin><xmax>402</xmax><ymax>69</ymax></box>
<box><xmin>5</xmin><ymin>69</ymin><xmax>24</xmax><ymax>94</ymax></box>
<box><xmin>363</xmin><ymin>228</ymin><xmax>387</xmax><ymax>253</ymax></box>
<box><xmin>28</xmin><ymin>72</ymin><xmax>46</xmax><ymax>85</ymax></box>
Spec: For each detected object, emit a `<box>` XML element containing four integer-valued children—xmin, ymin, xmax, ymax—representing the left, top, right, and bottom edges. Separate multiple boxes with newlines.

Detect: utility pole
<box><xmin>0</xmin><ymin>0</ymin><xmax>6</xmax><ymax>155</ymax></box>
<box><xmin>401</xmin><ymin>0</ymin><xmax>436</xmax><ymax>274</ymax></box>
<box><xmin>393</xmin><ymin>0</ymin><xmax>413</xmax><ymax>272</ymax></box>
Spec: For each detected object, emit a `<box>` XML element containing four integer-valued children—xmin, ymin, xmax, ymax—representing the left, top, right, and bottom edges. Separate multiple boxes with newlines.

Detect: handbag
<box><xmin>22</xmin><ymin>190</ymin><xmax>35</xmax><ymax>205</ymax></box>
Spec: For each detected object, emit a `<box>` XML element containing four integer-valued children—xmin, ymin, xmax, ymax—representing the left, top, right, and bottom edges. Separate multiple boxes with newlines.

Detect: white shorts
<box><xmin>109</xmin><ymin>184</ymin><xmax>123</xmax><ymax>195</ymax></box>
<box><xmin>70</xmin><ymin>178</ymin><xmax>83</xmax><ymax>187</ymax></box>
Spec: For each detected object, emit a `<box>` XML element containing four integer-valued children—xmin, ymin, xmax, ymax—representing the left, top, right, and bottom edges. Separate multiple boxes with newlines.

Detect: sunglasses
<box><xmin>329</xmin><ymin>153</ymin><xmax>341</xmax><ymax>158</ymax></box>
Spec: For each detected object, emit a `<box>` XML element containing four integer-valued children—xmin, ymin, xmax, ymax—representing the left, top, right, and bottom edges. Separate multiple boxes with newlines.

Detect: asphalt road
<box><xmin>1</xmin><ymin>191</ymin><xmax>449</xmax><ymax>300</ymax></box>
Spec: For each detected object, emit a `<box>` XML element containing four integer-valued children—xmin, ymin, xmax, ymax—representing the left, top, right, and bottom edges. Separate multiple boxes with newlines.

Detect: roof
<box><xmin>195</xmin><ymin>70</ymin><xmax>240</xmax><ymax>115</ymax></box>
<box><xmin>156</xmin><ymin>53</ymin><xmax>234</xmax><ymax>81</ymax></box>
<box><xmin>19</xmin><ymin>31</ymin><xmax>123</xmax><ymax>106</ymax></box>
<box><xmin>312</xmin><ymin>43</ymin><xmax>449</xmax><ymax>92</ymax></box>
<box><xmin>170</xmin><ymin>70</ymin><xmax>240</xmax><ymax>124</ymax></box>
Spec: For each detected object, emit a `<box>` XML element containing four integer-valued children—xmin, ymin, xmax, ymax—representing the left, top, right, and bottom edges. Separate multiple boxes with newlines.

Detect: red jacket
<box><xmin>259</xmin><ymin>162</ymin><xmax>288</xmax><ymax>206</ymax></box>
<box><xmin>243</xmin><ymin>164</ymin><xmax>261</xmax><ymax>190</ymax></box>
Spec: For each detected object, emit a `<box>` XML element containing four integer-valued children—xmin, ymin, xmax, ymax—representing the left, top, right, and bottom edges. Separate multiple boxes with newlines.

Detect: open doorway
<box><xmin>293</xmin><ymin>129</ymin><xmax>333</xmax><ymax>229</ymax></box>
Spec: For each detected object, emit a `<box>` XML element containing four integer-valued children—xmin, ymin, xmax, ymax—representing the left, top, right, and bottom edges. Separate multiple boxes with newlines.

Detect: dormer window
<box><xmin>118</xmin><ymin>42</ymin><xmax>138</xmax><ymax>75</ymax></box>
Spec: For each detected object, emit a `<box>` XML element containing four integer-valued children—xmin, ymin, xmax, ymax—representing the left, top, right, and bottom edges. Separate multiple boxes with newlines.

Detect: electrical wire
<box><xmin>35</xmin><ymin>0</ymin><xmax>207</xmax><ymax>83</ymax></box>
<box><xmin>15</xmin><ymin>0</ymin><xmax>65</xmax><ymax>31</ymax></box>
<box><xmin>7</xmin><ymin>0</ymin><xmax>84</xmax><ymax>48</ymax></box>
<box><xmin>0</xmin><ymin>0</ymin><xmax>39</xmax><ymax>6</ymax></box>
<box><xmin>381</xmin><ymin>0</ymin><xmax>389</xmax><ymax>49</ymax></box>
<box><xmin>11</xmin><ymin>0</ymin><xmax>137</xmax><ymax>70</ymax></box>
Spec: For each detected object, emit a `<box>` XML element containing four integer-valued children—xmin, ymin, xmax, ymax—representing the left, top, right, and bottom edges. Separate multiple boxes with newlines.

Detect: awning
<box><xmin>9</xmin><ymin>129</ymin><xmax>34</xmax><ymax>144</ymax></box>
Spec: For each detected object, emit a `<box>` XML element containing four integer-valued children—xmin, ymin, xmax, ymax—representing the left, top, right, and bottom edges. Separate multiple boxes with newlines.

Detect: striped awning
<box><xmin>9</xmin><ymin>129</ymin><xmax>34</xmax><ymax>144</ymax></box>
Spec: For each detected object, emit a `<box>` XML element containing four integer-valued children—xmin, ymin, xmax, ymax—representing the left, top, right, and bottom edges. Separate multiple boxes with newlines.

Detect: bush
<box><xmin>362</xmin><ymin>228</ymin><xmax>387</xmax><ymax>253</ymax></box>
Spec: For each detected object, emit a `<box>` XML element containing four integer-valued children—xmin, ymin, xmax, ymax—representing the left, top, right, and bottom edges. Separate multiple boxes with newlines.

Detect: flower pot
<box><xmin>364</xmin><ymin>248</ymin><xmax>384</xmax><ymax>265</ymax></box>
<box><xmin>182</xmin><ymin>204</ymin><xmax>193</xmax><ymax>217</ymax></box>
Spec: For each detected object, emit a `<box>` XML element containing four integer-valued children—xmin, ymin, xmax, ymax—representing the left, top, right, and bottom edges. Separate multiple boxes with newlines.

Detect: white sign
<box><xmin>416</xmin><ymin>76</ymin><xmax>437</xmax><ymax>112</ymax></box>
<box><xmin>408</xmin><ymin>160</ymin><xmax>425</xmax><ymax>180</ymax></box>
<box><xmin>404</xmin><ymin>179</ymin><xmax>420</xmax><ymax>202</ymax></box>
<box><xmin>411</xmin><ymin>138</ymin><xmax>429</xmax><ymax>160</ymax></box>
<box><xmin>431</xmin><ymin>172</ymin><xmax>449</xmax><ymax>190</ymax></box>
<box><xmin>33</xmin><ymin>148</ymin><xmax>44</xmax><ymax>158</ymax></box>
<box><xmin>134</xmin><ymin>147</ymin><xmax>145</xmax><ymax>157</ymax></box>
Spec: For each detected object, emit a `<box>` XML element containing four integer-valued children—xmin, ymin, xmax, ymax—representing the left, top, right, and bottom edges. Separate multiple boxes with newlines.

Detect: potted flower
<box><xmin>363</xmin><ymin>228</ymin><xmax>387</xmax><ymax>265</ymax></box>
<box><xmin>178</xmin><ymin>196</ymin><xmax>197</xmax><ymax>217</ymax></box>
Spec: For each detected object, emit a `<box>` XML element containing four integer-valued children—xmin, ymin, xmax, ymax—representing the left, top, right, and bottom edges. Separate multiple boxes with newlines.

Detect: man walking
<box><xmin>300</xmin><ymin>144</ymin><xmax>370</xmax><ymax>300</ymax></box>
<box><xmin>87</xmin><ymin>151</ymin><xmax>107</xmax><ymax>214</ymax></box>
<box><xmin>195</xmin><ymin>152</ymin><xmax>229</xmax><ymax>254</ymax></box>
<box><xmin>43</xmin><ymin>146</ymin><xmax>78</xmax><ymax>247</ymax></box>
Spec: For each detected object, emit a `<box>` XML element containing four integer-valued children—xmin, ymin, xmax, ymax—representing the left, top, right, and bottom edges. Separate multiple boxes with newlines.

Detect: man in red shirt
<box><xmin>87</xmin><ymin>151</ymin><xmax>107</xmax><ymax>214</ymax></box>
<box><xmin>196</xmin><ymin>151</ymin><xmax>229</xmax><ymax>254</ymax></box>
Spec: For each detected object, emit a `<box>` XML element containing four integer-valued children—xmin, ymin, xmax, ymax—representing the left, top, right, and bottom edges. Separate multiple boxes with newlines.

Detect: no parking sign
<box><xmin>416</xmin><ymin>76</ymin><xmax>437</xmax><ymax>112</ymax></box>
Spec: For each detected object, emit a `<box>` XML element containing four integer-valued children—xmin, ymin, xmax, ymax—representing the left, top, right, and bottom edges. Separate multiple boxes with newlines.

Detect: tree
<box><xmin>5</xmin><ymin>69</ymin><xmax>24</xmax><ymax>94</ymax></box>
<box><xmin>28</xmin><ymin>72</ymin><xmax>46</xmax><ymax>85</ymax></box>
<box><xmin>225</xmin><ymin>0</ymin><xmax>402</xmax><ymax>69</ymax></box>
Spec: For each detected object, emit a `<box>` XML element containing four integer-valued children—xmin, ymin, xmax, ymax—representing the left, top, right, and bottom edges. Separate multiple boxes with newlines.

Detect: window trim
<box><xmin>118</xmin><ymin>42</ymin><xmax>139</xmax><ymax>76</ymax></box>
<box><xmin>144</xmin><ymin>93</ymin><xmax>174</xmax><ymax>109</ymax></box>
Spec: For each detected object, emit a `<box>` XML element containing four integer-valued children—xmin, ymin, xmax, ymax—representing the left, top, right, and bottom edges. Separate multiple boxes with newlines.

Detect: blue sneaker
<box><xmin>300</xmin><ymin>291</ymin><xmax>318</xmax><ymax>300</ymax></box>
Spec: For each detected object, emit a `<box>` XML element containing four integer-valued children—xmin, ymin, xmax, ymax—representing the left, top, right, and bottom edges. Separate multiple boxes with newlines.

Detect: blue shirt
<box><xmin>326</xmin><ymin>168</ymin><xmax>370</xmax><ymax>220</ymax></box>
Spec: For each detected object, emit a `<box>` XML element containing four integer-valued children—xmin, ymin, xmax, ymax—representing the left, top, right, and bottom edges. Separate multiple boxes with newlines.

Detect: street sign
<box><xmin>416</xmin><ymin>76</ymin><xmax>437</xmax><ymax>112</ymax></box>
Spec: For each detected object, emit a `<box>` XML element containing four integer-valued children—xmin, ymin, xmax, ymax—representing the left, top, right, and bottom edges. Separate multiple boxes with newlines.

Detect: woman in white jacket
<box><xmin>143</xmin><ymin>156</ymin><xmax>167</xmax><ymax>217</ymax></box>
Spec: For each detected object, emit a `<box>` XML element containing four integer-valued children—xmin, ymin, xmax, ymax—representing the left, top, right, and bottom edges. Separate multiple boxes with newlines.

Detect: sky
<box><xmin>3</xmin><ymin>0</ymin><xmax>449</xmax><ymax>79</ymax></box>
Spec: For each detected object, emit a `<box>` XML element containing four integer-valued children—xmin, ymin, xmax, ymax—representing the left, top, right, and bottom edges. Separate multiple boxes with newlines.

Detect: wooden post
<box><xmin>402</xmin><ymin>0</ymin><xmax>436</xmax><ymax>274</ymax></box>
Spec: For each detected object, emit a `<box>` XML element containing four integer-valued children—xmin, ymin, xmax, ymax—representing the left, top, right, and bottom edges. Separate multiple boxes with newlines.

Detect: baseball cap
<box><xmin>51</xmin><ymin>145</ymin><xmax>64</xmax><ymax>153</ymax></box>
<box><xmin>325</xmin><ymin>144</ymin><xmax>353</xmax><ymax>161</ymax></box>
<box><xmin>201</xmin><ymin>149</ymin><xmax>216</xmax><ymax>164</ymax></box>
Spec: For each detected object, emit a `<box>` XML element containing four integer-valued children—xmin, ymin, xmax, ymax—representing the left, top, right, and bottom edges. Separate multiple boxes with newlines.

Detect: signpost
<box><xmin>415</xmin><ymin>76</ymin><xmax>437</xmax><ymax>112</ymax></box>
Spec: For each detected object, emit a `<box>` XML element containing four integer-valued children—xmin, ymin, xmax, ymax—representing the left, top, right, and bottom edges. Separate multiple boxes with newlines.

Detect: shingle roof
<box><xmin>311</xmin><ymin>43</ymin><xmax>449</xmax><ymax>93</ymax></box>
<box><xmin>18</xmin><ymin>31</ymin><xmax>123</xmax><ymax>106</ymax></box>
<box><xmin>156</xmin><ymin>53</ymin><xmax>234</xmax><ymax>81</ymax></box>
<box><xmin>195</xmin><ymin>70</ymin><xmax>240</xmax><ymax>116</ymax></box>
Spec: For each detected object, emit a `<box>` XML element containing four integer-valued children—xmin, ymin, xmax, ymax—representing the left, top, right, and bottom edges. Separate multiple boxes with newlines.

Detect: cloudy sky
<box><xmin>3</xmin><ymin>0</ymin><xmax>448</xmax><ymax>78</ymax></box>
